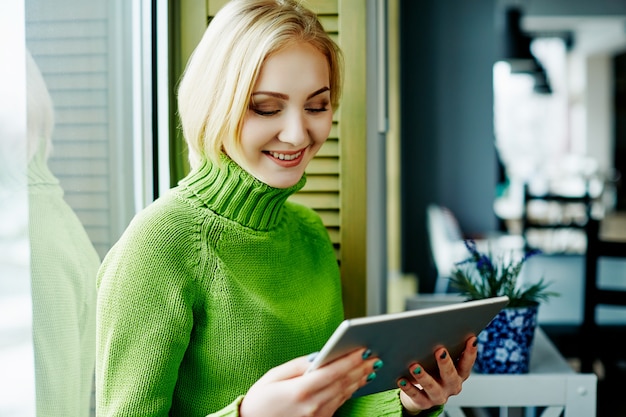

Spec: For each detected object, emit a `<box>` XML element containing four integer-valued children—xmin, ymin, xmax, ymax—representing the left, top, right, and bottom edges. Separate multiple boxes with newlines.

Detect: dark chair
<box><xmin>580</xmin><ymin>216</ymin><xmax>626</xmax><ymax>374</ymax></box>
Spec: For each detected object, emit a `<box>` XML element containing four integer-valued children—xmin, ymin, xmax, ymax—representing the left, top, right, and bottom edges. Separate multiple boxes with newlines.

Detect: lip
<box><xmin>263</xmin><ymin>148</ymin><xmax>306</xmax><ymax>168</ymax></box>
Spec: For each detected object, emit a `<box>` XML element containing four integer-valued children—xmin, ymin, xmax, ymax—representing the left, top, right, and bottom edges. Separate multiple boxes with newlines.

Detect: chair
<box><xmin>426</xmin><ymin>204</ymin><xmax>465</xmax><ymax>294</ymax></box>
<box><xmin>521</xmin><ymin>182</ymin><xmax>592</xmax><ymax>255</ymax></box>
<box><xmin>425</xmin><ymin>204</ymin><xmax>524</xmax><ymax>294</ymax></box>
<box><xmin>580</xmin><ymin>215</ymin><xmax>626</xmax><ymax>374</ymax></box>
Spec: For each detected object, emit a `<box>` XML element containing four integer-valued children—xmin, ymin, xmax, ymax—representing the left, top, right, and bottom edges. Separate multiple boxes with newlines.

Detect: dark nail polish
<box><xmin>400</xmin><ymin>379</ymin><xmax>407</xmax><ymax>387</ymax></box>
<box><xmin>373</xmin><ymin>359</ymin><xmax>383</xmax><ymax>370</ymax></box>
<box><xmin>440</xmin><ymin>350</ymin><xmax>448</xmax><ymax>359</ymax></box>
<box><xmin>412</xmin><ymin>366</ymin><xmax>421</xmax><ymax>375</ymax></box>
<box><xmin>473</xmin><ymin>338</ymin><xmax>478</xmax><ymax>347</ymax></box>
<box><xmin>362</xmin><ymin>349</ymin><xmax>372</xmax><ymax>360</ymax></box>
<box><xmin>366</xmin><ymin>372</ymin><xmax>377</xmax><ymax>382</ymax></box>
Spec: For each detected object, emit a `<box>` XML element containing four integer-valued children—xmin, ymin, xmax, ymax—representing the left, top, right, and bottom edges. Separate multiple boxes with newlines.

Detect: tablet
<box><xmin>306</xmin><ymin>296</ymin><xmax>509</xmax><ymax>398</ymax></box>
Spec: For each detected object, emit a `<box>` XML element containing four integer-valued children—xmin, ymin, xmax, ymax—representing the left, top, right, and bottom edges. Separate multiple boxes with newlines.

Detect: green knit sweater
<box><xmin>29</xmin><ymin>148</ymin><xmax>99</xmax><ymax>416</ymax></box>
<box><xmin>96</xmin><ymin>157</ymin><xmax>442</xmax><ymax>416</ymax></box>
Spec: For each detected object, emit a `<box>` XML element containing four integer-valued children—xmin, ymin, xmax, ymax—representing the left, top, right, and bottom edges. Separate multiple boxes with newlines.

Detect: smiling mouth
<box><xmin>265</xmin><ymin>150</ymin><xmax>303</xmax><ymax>161</ymax></box>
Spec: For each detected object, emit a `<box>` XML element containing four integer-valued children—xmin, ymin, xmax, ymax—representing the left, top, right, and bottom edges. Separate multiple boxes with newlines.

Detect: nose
<box><xmin>277</xmin><ymin>110</ymin><xmax>308</xmax><ymax>146</ymax></box>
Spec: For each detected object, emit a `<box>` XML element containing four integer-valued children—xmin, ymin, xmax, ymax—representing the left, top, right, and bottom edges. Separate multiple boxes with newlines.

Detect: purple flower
<box><xmin>450</xmin><ymin>238</ymin><xmax>556</xmax><ymax>307</ymax></box>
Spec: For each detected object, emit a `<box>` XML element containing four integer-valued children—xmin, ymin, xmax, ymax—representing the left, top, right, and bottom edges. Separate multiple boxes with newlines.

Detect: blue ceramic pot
<box><xmin>474</xmin><ymin>304</ymin><xmax>539</xmax><ymax>374</ymax></box>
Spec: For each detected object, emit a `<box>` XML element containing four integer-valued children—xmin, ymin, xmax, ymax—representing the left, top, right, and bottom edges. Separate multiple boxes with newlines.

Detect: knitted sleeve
<box><xmin>203</xmin><ymin>396</ymin><xmax>244</xmax><ymax>417</ymax></box>
<box><xmin>96</xmin><ymin>200</ymin><xmax>202</xmax><ymax>417</ymax></box>
<box><xmin>197</xmin><ymin>392</ymin><xmax>445</xmax><ymax>417</ymax></box>
<box><xmin>334</xmin><ymin>390</ymin><xmax>445</xmax><ymax>417</ymax></box>
<box><xmin>335</xmin><ymin>390</ymin><xmax>403</xmax><ymax>416</ymax></box>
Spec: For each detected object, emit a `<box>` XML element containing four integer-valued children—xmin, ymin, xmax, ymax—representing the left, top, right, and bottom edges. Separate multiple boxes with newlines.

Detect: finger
<box><xmin>455</xmin><ymin>336</ymin><xmax>478</xmax><ymax>380</ymax></box>
<box><xmin>407</xmin><ymin>363</ymin><xmax>446</xmax><ymax>402</ymax></box>
<box><xmin>262</xmin><ymin>355</ymin><xmax>311</xmax><ymax>382</ymax></box>
<box><xmin>433</xmin><ymin>347</ymin><xmax>458</xmax><ymax>381</ymax></box>
<box><xmin>397</xmin><ymin>376</ymin><xmax>426</xmax><ymax>396</ymax></box>
<box><xmin>432</xmin><ymin>348</ymin><xmax>464</xmax><ymax>398</ymax></box>
<box><xmin>303</xmin><ymin>349</ymin><xmax>383</xmax><ymax>408</ymax></box>
<box><xmin>305</xmin><ymin>348</ymin><xmax>382</xmax><ymax>393</ymax></box>
<box><xmin>320</xmin><ymin>348</ymin><xmax>381</xmax><ymax>378</ymax></box>
<box><xmin>397</xmin><ymin>376</ymin><xmax>432</xmax><ymax>413</ymax></box>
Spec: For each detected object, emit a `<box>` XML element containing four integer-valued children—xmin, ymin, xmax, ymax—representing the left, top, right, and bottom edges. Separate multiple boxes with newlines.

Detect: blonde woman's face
<box><xmin>226</xmin><ymin>42</ymin><xmax>333</xmax><ymax>188</ymax></box>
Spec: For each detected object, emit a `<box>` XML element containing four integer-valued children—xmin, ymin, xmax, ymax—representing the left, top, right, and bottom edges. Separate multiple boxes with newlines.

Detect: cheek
<box><xmin>311</xmin><ymin>114</ymin><xmax>333</xmax><ymax>144</ymax></box>
<box><xmin>240</xmin><ymin>118</ymin><xmax>275</xmax><ymax>148</ymax></box>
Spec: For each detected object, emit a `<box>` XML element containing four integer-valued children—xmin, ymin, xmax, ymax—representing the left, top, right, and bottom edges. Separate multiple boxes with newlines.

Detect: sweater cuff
<box><xmin>204</xmin><ymin>395</ymin><xmax>245</xmax><ymax>417</ymax></box>
<box><xmin>398</xmin><ymin>390</ymin><xmax>445</xmax><ymax>417</ymax></box>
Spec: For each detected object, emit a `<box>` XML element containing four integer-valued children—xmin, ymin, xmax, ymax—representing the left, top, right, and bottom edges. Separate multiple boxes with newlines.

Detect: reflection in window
<box><xmin>26</xmin><ymin>0</ymin><xmax>135</xmax><ymax>259</ymax></box>
<box><xmin>6</xmin><ymin>0</ymin><xmax>140</xmax><ymax>415</ymax></box>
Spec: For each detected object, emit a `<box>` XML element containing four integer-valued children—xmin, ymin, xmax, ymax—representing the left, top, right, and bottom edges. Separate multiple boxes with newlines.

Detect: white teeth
<box><xmin>269</xmin><ymin>151</ymin><xmax>302</xmax><ymax>161</ymax></box>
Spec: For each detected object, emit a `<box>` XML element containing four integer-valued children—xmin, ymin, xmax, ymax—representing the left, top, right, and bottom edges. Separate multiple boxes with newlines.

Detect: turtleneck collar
<box><xmin>27</xmin><ymin>145</ymin><xmax>60</xmax><ymax>188</ymax></box>
<box><xmin>179</xmin><ymin>155</ymin><xmax>306</xmax><ymax>231</ymax></box>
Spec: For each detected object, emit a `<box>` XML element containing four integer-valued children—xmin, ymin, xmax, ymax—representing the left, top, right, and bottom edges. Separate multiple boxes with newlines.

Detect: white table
<box><xmin>444</xmin><ymin>328</ymin><xmax>597</xmax><ymax>417</ymax></box>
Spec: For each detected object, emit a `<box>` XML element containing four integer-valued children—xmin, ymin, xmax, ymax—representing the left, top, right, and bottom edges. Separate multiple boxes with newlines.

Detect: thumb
<box><xmin>262</xmin><ymin>354</ymin><xmax>314</xmax><ymax>382</ymax></box>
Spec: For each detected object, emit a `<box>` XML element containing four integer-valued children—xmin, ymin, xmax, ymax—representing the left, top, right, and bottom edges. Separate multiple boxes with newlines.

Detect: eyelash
<box><xmin>253</xmin><ymin>109</ymin><xmax>279</xmax><ymax>116</ymax></box>
<box><xmin>252</xmin><ymin>107</ymin><xmax>329</xmax><ymax>116</ymax></box>
<box><xmin>307</xmin><ymin>107</ymin><xmax>329</xmax><ymax>113</ymax></box>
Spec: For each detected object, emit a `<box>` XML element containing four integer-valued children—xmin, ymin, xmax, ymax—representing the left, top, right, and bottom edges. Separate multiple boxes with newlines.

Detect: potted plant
<box><xmin>450</xmin><ymin>239</ymin><xmax>558</xmax><ymax>374</ymax></box>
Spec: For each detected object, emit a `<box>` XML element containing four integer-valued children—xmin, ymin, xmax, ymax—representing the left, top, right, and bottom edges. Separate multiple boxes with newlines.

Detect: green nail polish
<box><xmin>400</xmin><ymin>379</ymin><xmax>407</xmax><ymax>387</ymax></box>
<box><xmin>366</xmin><ymin>372</ymin><xmax>377</xmax><ymax>382</ymax></box>
<box><xmin>373</xmin><ymin>359</ymin><xmax>383</xmax><ymax>370</ymax></box>
<box><xmin>362</xmin><ymin>349</ymin><xmax>372</xmax><ymax>360</ymax></box>
<box><xmin>412</xmin><ymin>366</ymin><xmax>421</xmax><ymax>375</ymax></box>
<box><xmin>440</xmin><ymin>351</ymin><xmax>448</xmax><ymax>359</ymax></box>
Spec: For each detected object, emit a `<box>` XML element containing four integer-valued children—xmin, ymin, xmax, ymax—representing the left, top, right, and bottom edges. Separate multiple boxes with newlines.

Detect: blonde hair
<box><xmin>177</xmin><ymin>0</ymin><xmax>343</xmax><ymax>169</ymax></box>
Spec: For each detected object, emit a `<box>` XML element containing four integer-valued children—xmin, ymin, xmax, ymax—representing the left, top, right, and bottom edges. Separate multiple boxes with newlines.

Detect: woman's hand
<box><xmin>239</xmin><ymin>348</ymin><xmax>381</xmax><ymax>417</ymax></box>
<box><xmin>398</xmin><ymin>336</ymin><xmax>478</xmax><ymax>415</ymax></box>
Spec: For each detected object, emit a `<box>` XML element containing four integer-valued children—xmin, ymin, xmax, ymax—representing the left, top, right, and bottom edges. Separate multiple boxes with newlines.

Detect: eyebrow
<box><xmin>252</xmin><ymin>86</ymin><xmax>330</xmax><ymax>100</ymax></box>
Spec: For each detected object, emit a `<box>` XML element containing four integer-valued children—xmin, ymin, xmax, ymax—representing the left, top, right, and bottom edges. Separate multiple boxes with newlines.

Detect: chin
<box><xmin>261</xmin><ymin>172</ymin><xmax>304</xmax><ymax>189</ymax></box>
<box><xmin>265</xmin><ymin>178</ymin><xmax>301</xmax><ymax>189</ymax></box>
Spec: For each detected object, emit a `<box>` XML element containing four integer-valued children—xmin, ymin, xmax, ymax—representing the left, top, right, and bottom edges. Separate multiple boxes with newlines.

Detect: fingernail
<box><xmin>373</xmin><ymin>359</ymin><xmax>383</xmax><ymax>370</ymax></box>
<box><xmin>400</xmin><ymin>379</ymin><xmax>407</xmax><ymax>387</ymax></box>
<box><xmin>440</xmin><ymin>350</ymin><xmax>448</xmax><ymax>359</ymax></box>
<box><xmin>307</xmin><ymin>352</ymin><xmax>319</xmax><ymax>362</ymax></box>
<box><xmin>412</xmin><ymin>366</ymin><xmax>421</xmax><ymax>375</ymax></box>
<box><xmin>366</xmin><ymin>372</ymin><xmax>377</xmax><ymax>382</ymax></box>
<box><xmin>473</xmin><ymin>338</ymin><xmax>478</xmax><ymax>347</ymax></box>
<box><xmin>362</xmin><ymin>349</ymin><xmax>372</xmax><ymax>360</ymax></box>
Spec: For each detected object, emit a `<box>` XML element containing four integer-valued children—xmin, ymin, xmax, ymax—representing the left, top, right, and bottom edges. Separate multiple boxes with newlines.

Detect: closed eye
<box><xmin>306</xmin><ymin>107</ymin><xmax>329</xmax><ymax>113</ymax></box>
<box><xmin>252</xmin><ymin>108</ymin><xmax>280</xmax><ymax>116</ymax></box>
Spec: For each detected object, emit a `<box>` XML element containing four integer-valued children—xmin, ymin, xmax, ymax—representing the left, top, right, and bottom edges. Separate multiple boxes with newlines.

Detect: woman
<box><xmin>96</xmin><ymin>1</ymin><xmax>477</xmax><ymax>416</ymax></box>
